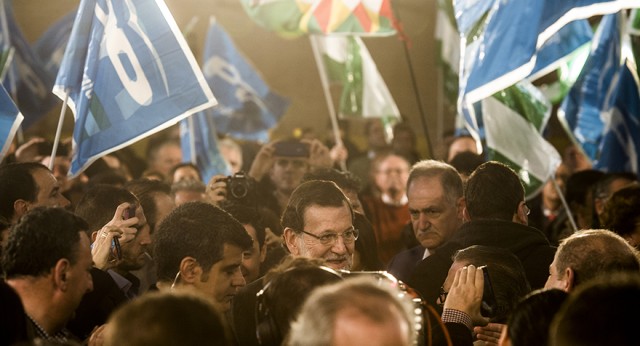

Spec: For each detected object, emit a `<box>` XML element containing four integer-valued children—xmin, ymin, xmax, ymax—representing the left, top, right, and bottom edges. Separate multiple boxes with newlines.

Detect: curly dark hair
<box><xmin>3</xmin><ymin>207</ymin><xmax>88</xmax><ymax>279</ymax></box>
<box><xmin>153</xmin><ymin>202</ymin><xmax>252</xmax><ymax>282</ymax></box>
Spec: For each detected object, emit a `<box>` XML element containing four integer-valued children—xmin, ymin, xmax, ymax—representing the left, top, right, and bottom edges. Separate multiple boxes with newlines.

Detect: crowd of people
<box><xmin>1</xmin><ymin>118</ymin><xmax>639</xmax><ymax>346</ymax></box>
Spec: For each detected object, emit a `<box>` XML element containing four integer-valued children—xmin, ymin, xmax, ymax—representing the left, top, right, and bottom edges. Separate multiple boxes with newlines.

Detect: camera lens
<box><xmin>231</xmin><ymin>182</ymin><xmax>248</xmax><ymax>199</ymax></box>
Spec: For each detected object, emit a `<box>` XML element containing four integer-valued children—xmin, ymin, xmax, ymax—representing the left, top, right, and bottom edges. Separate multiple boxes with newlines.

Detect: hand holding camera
<box><xmin>206</xmin><ymin>174</ymin><xmax>229</xmax><ymax>206</ymax></box>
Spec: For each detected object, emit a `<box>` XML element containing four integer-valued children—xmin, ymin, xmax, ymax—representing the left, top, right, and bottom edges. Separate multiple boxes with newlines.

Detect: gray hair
<box><xmin>287</xmin><ymin>276</ymin><xmax>416</xmax><ymax>346</ymax></box>
<box><xmin>407</xmin><ymin>160</ymin><xmax>463</xmax><ymax>205</ymax></box>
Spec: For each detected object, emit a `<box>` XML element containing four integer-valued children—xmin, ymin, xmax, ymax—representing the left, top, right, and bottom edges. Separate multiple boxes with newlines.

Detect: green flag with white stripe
<box><xmin>482</xmin><ymin>82</ymin><xmax>561</xmax><ymax>198</ymax></box>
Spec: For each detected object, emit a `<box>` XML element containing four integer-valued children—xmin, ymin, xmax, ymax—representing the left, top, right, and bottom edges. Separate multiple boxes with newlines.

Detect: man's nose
<box><xmin>59</xmin><ymin>195</ymin><xmax>71</xmax><ymax>208</ymax></box>
<box><xmin>331</xmin><ymin>236</ymin><xmax>347</xmax><ymax>254</ymax></box>
<box><xmin>418</xmin><ymin>213</ymin><xmax>431</xmax><ymax>229</ymax></box>
<box><xmin>232</xmin><ymin>269</ymin><xmax>246</xmax><ymax>288</ymax></box>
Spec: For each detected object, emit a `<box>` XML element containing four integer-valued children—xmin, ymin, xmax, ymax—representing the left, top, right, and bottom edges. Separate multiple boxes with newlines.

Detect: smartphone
<box><xmin>112</xmin><ymin>204</ymin><xmax>136</xmax><ymax>260</ymax></box>
<box><xmin>273</xmin><ymin>140</ymin><xmax>309</xmax><ymax>157</ymax></box>
<box><xmin>480</xmin><ymin>266</ymin><xmax>497</xmax><ymax>317</ymax></box>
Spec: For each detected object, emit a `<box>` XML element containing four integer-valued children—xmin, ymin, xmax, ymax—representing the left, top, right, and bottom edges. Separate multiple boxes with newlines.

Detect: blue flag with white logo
<box><xmin>455</xmin><ymin>0</ymin><xmax>638</xmax><ymax>106</ymax></box>
<box><xmin>53</xmin><ymin>0</ymin><xmax>216</xmax><ymax>178</ymax></box>
<box><xmin>558</xmin><ymin>14</ymin><xmax>621</xmax><ymax>162</ymax></box>
<box><xmin>2</xmin><ymin>1</ymin><xmax>57</xmax><ymax>129</ymax></box>
<box><xmin>200</xmin><ymin>19</ymin><xmax>288</xmax><ymax>142</ymax></box>
<box><xmin>0</xmin><ymin>83</ymin><xmax>23</xmax><ymax>162</ymax></box>
<box><xmin>595</xmin><ymin>60</ymin><xmax>640</xmax><ymax>177</ymax></box>
<box><xmin>34</xmin><ymin>9</ymin><xmax>76</xmax><ymax>78</ymax></box>
<box><xmin>453</xmin><ymin>0</ymin><xmax>600</xmax><ymax>140</ymax></box>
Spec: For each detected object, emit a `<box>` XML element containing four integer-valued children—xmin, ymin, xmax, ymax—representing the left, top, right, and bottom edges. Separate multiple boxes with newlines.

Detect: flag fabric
<box><xmin>34</xmin><ymin>9</ymin><xmax>77</xmax><ymax>78</ymax></box>
<box><xmin>558</xmin><ymin>14</ymin><xmax>621</xmax><ymax>162</ymax></box>
<box><xmin>435</xmin><ymin>0</ymin><xmax>459</xmax><ymax>107</ymax></box>
<box><xmin>595</xmin><ymin>60</ymin><xmax>640</xmax><ymax>176</ymax></box>
<box><xmin>241</xmin><ymin>0</ymin><xmax>397</xmax><ymax>37</ymax></box>
<box><xmin>630</xmin><ymin>9</ymin><xmax>640</xmax><ymax>76</ymax></box>
<box><xmin>455</xmin><ymin>0</ymin><xmax>638</xmax><ymax>106</ymax></box>
<box><xmin>0</xmin><ymin>83</ymin><xmax>22</xmax><ymax>162</ymax></box>
<box><xmin>482</xmin><ymin>82</ymin><xmax>562</xmax><ymax>198</ymax></box>
<box><xmin>53</xmin><ymin>0</ymin><xmax>216</xmax><ymax>178</ymax></box>
<box><xmin>312</xmin><ymin>35</ymin><xmax>400</xmax><ymax>120</ymax></box>
<box><xmin>0</xmin><ymin>0</ymin><xmax>13</xmax><ymax>81</ymax></box>
<box><xmin>2</xmin><ymin>1</ymin><xmax>57</xmax><ymax>128</ymax></box>
<box><xmin>180</xmin><ymin>114</ymin><xmax>231</xmax><ymax>184</ymax></box>
<box><xmin>199</xmin><ymin>19</ymin><xmax>289</xmax><ymax>142</ymax></box>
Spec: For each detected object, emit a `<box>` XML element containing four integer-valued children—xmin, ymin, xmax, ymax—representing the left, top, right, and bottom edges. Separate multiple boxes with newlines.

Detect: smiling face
<box><xmin>285</xmin><ymin>203</ymin><xmax>355</xmax><ymax>271</ymax></box>
<box><xmin>194</xmin><ymin>243</ymin><xmax>246</xmax><ymax>312</ymax></box>
<box><xmin>407</xmin><ymin>175</ymin><xmax>462</xmax><ymax>250</ymax></box>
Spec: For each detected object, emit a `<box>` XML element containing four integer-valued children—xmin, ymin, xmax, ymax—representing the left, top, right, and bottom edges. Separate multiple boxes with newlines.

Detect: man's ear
<box><xmin>514</xmin><ymin>201</ymin><xmax>528</xmax><ymax>225</ymax></box>
<box><xmin>13</xmin><ymin>199</ymin><xmax>30</xmax><ymax>221</ymax></box>
<box><xmin>178</xmin><ymin>257</ymin><xmax>202</xmax><ymax>285</ymax></box>
<box><xmin>563</xmin><ymin>267</ymin><xmax>575</xmax><ymax>292</ymax></box>
<box><xmin>457</xmin><ymin>197</ymin><xmax>466</xmax><ymax>221</ymax></box>
<box><xmin>91</xmin><ymin>231</ymin><xmax>99</xmax><ymax>243</ymax></box>
<box><xmin>53</xmin><ymin>258</ymin><xmax>71</xmax><ymax>291</ymax></box>
<box><xmin>259</xmin><ymin>242</ymin><xmax>268</xmax><ymax>263</ymax></box>
<box><xmin>283</xmin><ymin>228</ymin><xmax>300</xmax><ymax>256</ymax></box>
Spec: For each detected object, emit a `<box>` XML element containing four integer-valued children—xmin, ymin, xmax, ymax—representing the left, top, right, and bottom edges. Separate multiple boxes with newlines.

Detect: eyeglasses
<box><xmin>437</xmin><ymin>286</ymin><xmax>448</xmax><ymax>307</ymax></box>
<box><xmin>298</xmin><ymin>228</ymin><xmax>359</xmax><ymax>246</ymax></box>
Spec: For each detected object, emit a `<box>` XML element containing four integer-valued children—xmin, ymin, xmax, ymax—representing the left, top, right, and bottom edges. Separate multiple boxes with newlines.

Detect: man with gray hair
<box><xmin>409</xmin><ymin>161</ymin><xmax>555</xmax><ymax>306</ymax></box>
<box><xmin>287</xmin><ymin>276</ymin><xmax>416</xmax><ymax>346</ymax></box>
<box><xmin>387</xmin><ymin>160</ymin><xmax>464</xmax><ymax>282</ymax></box>
<box><xmin>544</xmin><ymin>229</ymin><xmax>640</xmax><ymax>292</ymax></box>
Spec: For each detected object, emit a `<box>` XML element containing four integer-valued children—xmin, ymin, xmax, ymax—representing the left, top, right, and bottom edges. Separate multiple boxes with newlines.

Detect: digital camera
<box><xmin>225</xmin><ymin>171</ymin><xmax>254</xmax><ymax>200</ymax></box>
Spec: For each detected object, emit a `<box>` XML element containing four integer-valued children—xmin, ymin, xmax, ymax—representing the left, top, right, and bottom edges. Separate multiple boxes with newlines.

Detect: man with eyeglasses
<box><xmin>282</xmin><ymin>180</ymin><xmax>357</xmax><ymax>271</ymax></box>
<box><xmin>231</xmin><ymin>180</ymin><xmax>355</xmax><ymax>346</ymax></box>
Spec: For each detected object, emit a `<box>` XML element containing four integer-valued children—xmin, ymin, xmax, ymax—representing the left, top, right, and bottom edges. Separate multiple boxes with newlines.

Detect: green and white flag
<box><xmin>630</xmin><ymin>9</ymin><xmax>640</xmax><ymax>76</ymax></box>
<box><xmin>435</xmin><ymin>0</ymin><xmax>459</xmax><ymax>106</ymax></box>
<box><xmin>313</xmin><ymin>35</ymin><xmax>400</xmax><ymax>121</ymax></box>
<box><xmin>482</xmin><ymin>82</ymin><xmax>561</xmax><ymax>198</ymax></box>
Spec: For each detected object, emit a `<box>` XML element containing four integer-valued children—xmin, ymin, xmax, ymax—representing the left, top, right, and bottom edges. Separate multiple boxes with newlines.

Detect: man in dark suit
<box><xmin>387</xmin><ymin>160</ymin><xmax>464</xmax><ymax>283</ymax></box>
<box><xmin>408</xmin><ymin>161</ymin><xmax>556</xmax><ymax>306</ymax></box>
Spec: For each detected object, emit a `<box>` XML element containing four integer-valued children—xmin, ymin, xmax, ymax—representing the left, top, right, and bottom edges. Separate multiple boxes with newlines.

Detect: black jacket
<box><xmin>408</xmin><ymin>219</ymin><xmax>556</xmax><ymax>306</ymax></box>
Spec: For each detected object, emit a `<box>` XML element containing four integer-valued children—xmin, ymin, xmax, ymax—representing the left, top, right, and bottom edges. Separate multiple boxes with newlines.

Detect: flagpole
<box><xmin>389</xmin><ymin>1</ymin><xmax>434</xmax><ymax>158</ymax></box>
<box><xmin>551</xmin><ymin>174</ymin><xmax>578</xmax><ymax>233</ymax></box>
<box><xmin>49</xmin><ymin>91</ymin><xmax>69</xmax><ymax>170</ymax></box>
<box><xmin>309</xmin><ymin>35</ymin><xmax>347</xmax><ymax>171</ymax></box>
<box><xmin>188</xmin><ymin>115</ymin><xmax>197</xmax><ymax>164</ymax></box>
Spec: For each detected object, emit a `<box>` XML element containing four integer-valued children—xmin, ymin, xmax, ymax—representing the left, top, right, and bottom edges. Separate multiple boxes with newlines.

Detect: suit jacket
<box><xmin>387</xmin><ymin>245</ymin><xmax>425</xmax><ymax>284</ymax></box>
<box><xmin>67</xmin><ymin>268</ymin><xmax>129</xmax><ymax>340</ymax></box>
<box><xmin>408</xmin><ymin>219</ymin><xmax>556</xmax><ymax>307</ymax></box>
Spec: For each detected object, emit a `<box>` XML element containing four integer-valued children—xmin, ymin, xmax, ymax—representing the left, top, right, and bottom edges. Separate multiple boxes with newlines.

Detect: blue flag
<box><xmin>455</xmin><ymin>0</ymin><xmax>638</xmax><ymax>106</ymax></box>
<box><xmin>558</xmin><ymin>14</ymin><xmax>621</xmax><ymax>162</ymax></box>
<box><xmin>595</xmin><ymin>60</ymin><xmax>640</xmax><ymax>177</ymax></box>
<box><xmin>53</xmin><ymin>0</ymin><xmax>216</xmax><ymax>178</ymax></box>
<box><xmin>0</xmin><ymin>83</ymin><xmax>23</xmax><ymax>162</ymax></box>
<box><xmin>180</xmin><ymin>114</ymin><xmax>231</xmax><ymax>183</ymax></box>
<box><xmin>2</xmin><ymin>1</ymin><xmax>57</xmax><ymax>129</ymax></box>
<box><xmin>34</xmin><ymin>9</ymin><xmax>77</xmax><ymax>78</ymax></box>
<box><xmin>200</xmin><ymin>19</ymin><xmax>288</xmax><ymax>142</ymax></box>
